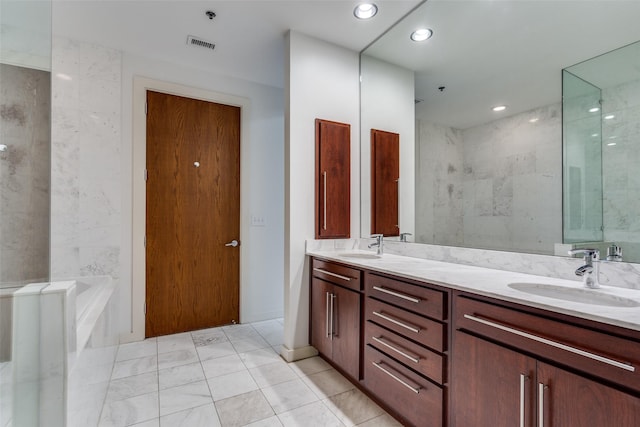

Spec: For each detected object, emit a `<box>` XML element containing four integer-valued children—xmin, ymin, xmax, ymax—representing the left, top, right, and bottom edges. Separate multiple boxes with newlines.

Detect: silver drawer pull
<box><xmin>520</xmin><ymin>374</ymin><xmax>528</xmax><ymax>427</ymax></box>
<box><xmin>464</xmin><ymin>314</ymin><xmax>635</xmax><ymax>372</ymax></box>
<box><xmin>313</xmin><ymin>268</ymin><xmax>352</xmax><ymax>282</ymax></box>
<box><xmin>372</xmin><ymin>286</ymin><xmax>421</xmax><ymax>303</ymax></box>
<box><xmin>372</xmin><ymin>311</ymin><xmax>420</xmax><ymax>333</ymax></box>
<box><xmin>538</xmin><ymin>383</ymin><xmax>546</xmax><ymax>427</ymax></box>
<box><xmin>372</xmin><ymin>336</ymin><xmax>420</xmax><ymax>363</ymax></box>
<box><xmin>372</xmin><ymin>361</ymin><xmax>421</xmax><ymax>394</ymax></box>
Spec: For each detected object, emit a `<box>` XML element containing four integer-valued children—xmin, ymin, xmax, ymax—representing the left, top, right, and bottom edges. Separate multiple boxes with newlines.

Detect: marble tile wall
<box><xmin>50</xmin><ymin>37</ymin><xmax>122</xmax><ymax>282</ymax></box>
<box><xmin>415</xmin><ymin>121</ymin><xmax>464</xmax><ymax>247</ymax></box>
<box><xmin>416</xmin><ymin>104</ymin><xmax>562</xmax><ymax>255</ymax></box>
<box><xmin>602</xmin><ymin>78</ymin><xmax>640</xmax><ymax>262</ymax></box>
<box><xmin>0</xmin><ymin>63</ymin><xmax>50</xmax><ymax>284</ymax></box>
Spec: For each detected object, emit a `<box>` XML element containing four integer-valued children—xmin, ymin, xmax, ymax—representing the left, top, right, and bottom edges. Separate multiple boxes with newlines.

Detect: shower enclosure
<box><xmin>563</xmin><ymin>40</ymin><xmax>640</xmax><ymax>261</ymax></box>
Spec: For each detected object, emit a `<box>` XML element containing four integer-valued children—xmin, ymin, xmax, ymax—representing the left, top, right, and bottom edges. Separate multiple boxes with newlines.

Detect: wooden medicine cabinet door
<box><xmin>315</xmin><ymin>119</ymin><xmax>350</xmax><ymax>239</ymax></box>
<box><xmin>371</xmin><ymin>129</ymin><xmax>399</xmax><ymax>236</ymax></box>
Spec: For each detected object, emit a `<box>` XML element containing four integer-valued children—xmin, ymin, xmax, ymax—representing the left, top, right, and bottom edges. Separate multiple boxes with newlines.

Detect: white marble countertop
<box><xmin>306</xmin><ymin>249</ymin><xmax>640</xmax><ymax>333</ymax></box>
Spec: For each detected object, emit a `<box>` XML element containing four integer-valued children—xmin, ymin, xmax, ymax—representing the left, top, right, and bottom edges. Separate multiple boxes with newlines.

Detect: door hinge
<box><xmin>144</xmin><ymin>235</ymin><xmax>146</xmax><ymax>247</ymax></box>
<box><xmin>145</xmin><ymin>101</ymin><xmax>148</xmax><ymax>115</ymax></box>
<box><xmin>144</xmin><ymin>169</ymin><xmax>148</xmax><ymax>181</ymax></box>
<box><xmin>144</xmin><ymin>303</ymin><xmax>146</xmax><ymax>315</ymax></box>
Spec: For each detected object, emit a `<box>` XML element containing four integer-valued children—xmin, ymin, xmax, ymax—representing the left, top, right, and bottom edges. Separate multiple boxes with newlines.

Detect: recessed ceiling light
<box><xmin>492</xmin><ymin>105</ymin><xmax>507</xmax><ymax>112</ymax></box>
<box><xmin>589</xmin><ymin>107</ymin><xmax>600</xmax><ymax>113</ymax></box>
<box><xmin>56</xmin><ymin>73</ymin><xmax>72</xmax><ymax>81</ymax></box>
<box><xmin>607</xmin><ymin>142</ymin><xmax>617</xmax><ymax>146</ymax></box>
<box><xmin>354</xmin><ymin>3</ymin><xmax>378</xmax><ymax>19</ymax></box>
<box><xmin>604</xmin><ymin>114</ymin><xmax>615</xmax><ymax>120</ymax></box>
<box><xmin>608</xmin><ymin>135</ymin><xmax>617</xmax><ymax>139</ymax></box>
<box><xmin>410</xmin><ymin>28</ymin><xmax>433</xmax><ymax>42</ymax></box>
<box><xmin>591</xmin><ymin>133</ymin><xmax>599</xmax><ymax>137</ymax></box>
<box><xmin>529</xmin><ymin>118</ymin><xmax>539</xmax><ymax>123</ymax></box>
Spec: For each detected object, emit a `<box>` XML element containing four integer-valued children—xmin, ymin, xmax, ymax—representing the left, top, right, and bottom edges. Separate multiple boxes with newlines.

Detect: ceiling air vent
<box><xmin>187</xmin><ymin>35</ymin><xmax>216</xmax><ymax>51</ymax></box>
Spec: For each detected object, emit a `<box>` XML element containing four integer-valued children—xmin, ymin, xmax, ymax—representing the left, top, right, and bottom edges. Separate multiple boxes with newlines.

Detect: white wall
<box><xmin>360</xmin><ymin>55</ymin><xmax>415</xmax><ymax>239</ymax></box>
<box><xmin>282</xmin><ymin>31</ymin><xmax>360</xmax><ymax>361</ymax></box>
<box><xmin>122</xmin><ymin>53</ymin><xmax>285</xmax><ymax>338</ymax></box>
<box><xmin>50</xmin><ymin>32</ymin><xmax>285</xmax><ymax>340</ymax></box>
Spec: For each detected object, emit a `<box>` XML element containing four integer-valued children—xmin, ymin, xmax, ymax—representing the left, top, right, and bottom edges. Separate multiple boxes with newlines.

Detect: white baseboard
<box><xmin>279</xmin><ymin>344</ymin><xmax>318</xmax><ymax>362</ymax></box>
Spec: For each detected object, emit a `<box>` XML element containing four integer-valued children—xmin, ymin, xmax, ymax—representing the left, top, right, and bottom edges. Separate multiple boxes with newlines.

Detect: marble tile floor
<box><xmin>99</xmin><ymin>319</ymin><xmax>401</xmax><ymax>427</ymax></box>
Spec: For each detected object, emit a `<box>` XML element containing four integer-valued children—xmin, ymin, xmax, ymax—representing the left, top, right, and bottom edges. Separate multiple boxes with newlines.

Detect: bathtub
<box><xmin>10</xmin><ymin>276</ymin><xmax>118</xmax><ymax>426</ymax></box>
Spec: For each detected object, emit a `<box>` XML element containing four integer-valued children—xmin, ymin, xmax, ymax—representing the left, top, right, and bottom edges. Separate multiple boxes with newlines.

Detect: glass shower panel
<box><xmin>1</xmin><ymin>0</ymin><xmax>51</xmax><ymax>425</ymax></box>
<box><xmin>562</xmin><ymin>70</ymin><xmax>603</xmax><ymax>244</ymax></box>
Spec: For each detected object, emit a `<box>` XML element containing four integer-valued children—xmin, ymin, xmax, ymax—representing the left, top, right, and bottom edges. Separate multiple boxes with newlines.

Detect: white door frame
<box><xmin>131</xmin><ymin>76</ymin><xmax>250</xmax><ymax>341</ymax></box>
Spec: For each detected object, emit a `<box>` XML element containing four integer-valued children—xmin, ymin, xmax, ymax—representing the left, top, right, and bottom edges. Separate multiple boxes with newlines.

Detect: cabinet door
<box><xmin>451</xmin><ymin>332</ymin><xmax>536</xmax><ymax>427</ymax></box>
<box><xmin>310</xmin><ymin>278</ymin><xmax>332</xmax><ymax>358</ymax></box>
<box><xmin>331</xmin><ymin>285</ymin><xmax>360</xmax><ymax>380</ymax></box>
<box><xmin>315</xmin><ymin>119</ymin><xmax>350</xmax><ymax>239</ymax></box>
<box><xmin>537</xmin><ymin>362</ymin><xmax>640</xmax><ymax>427</ymax></box>
<box><xmin>371</xmin><ymin>129</ymin><xmax>399</xmax><ymax>236</ymax></box>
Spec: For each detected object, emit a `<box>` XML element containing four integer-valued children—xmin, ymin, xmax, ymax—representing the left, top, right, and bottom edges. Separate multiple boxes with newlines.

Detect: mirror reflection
<box><xmin>361</xmin><ymin>0</ymin><xmax>640</xmax><ymax>262</ymax></box>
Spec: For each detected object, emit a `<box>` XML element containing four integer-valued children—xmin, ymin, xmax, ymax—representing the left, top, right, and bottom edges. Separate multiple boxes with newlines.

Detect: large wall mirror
<box><xmin>361</xmin><ymin>0</ymin><xmax>640</xmax><ymax>263</ymax></box>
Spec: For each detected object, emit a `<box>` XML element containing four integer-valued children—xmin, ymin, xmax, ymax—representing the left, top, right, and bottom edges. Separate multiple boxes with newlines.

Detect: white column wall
<box><xmin>282</xmin><ymin>31</ymin><xmax>360</xmax><ymax>361</ymax></box>
<box><xmin>360</xmin><ymin>55</ymin><xmax>415</xmax><ymax>239</ymax></box>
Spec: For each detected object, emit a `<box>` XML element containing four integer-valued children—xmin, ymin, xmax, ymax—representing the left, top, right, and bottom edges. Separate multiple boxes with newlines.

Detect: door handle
<box><xmin>224</xmin><ymin>240</ymin><xmax>239</xmax><ymax>247</ymax></box>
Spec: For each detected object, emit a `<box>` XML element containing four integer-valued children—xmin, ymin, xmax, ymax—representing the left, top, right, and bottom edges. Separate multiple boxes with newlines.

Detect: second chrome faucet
<box><xmin>368</xmin><ymin>234</ymin><xmax>384</xmax><ymax>255</ymax></box>
<box><xmin>568</xmin><ymin>248</ymin><xmax>600</xmax><ymax>288</ymax></box>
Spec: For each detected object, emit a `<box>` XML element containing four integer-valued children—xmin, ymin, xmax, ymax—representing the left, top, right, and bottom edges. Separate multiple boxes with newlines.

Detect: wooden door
<box><xmin>310</xmin><ymin>277</ymin><xmax>332</xmax><ymax>358</ymax></box>
<box><xmin>145</xmin><ymin>91</ymin><xmax>240</xmax><ymax>337</ymax></box>
<box><xmin>537</xmin><ymin>362</ymin><xmax>640</xmax><ymax>427</ymax></box>
<box><xmin>450</xmin><ymin>331</ymin><xmax>536</xmax><ymax>427</ymax></box>
<box><xmin>371</xmin><ymin>129</ymin><xmax>399</xmax><ymax>236</ymax></box>
<box><xmin>315</xmin><ymin>119</ymin><xmax>350</xmax><ymax>239</ymax></box>
<box><xmin>331</xmin><ymin>285</ymin><xmax>360</xmax><ymax>380</ymax></box>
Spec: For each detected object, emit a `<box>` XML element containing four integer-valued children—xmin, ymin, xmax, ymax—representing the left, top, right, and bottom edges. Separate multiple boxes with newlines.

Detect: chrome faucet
<box><xmin>368</xmin><ymin>234</ymin><xmax>384</xmax><ymax>255</ymax></box>
<box><xmin>568</xmin><ymin>248</ymin><xmax>600</xmax><ymax>289</ymax></box>
<box><xmin>399</xmin><ymin>232</ymin><xmax>412</xmax><ymax>243</ymax></box>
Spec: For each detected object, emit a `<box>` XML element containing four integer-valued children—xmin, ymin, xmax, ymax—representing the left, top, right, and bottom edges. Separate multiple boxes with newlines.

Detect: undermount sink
<box><xmin>338</xmin><ymin>252</ymin><xmax>381</xmax><ymax>260</ymax></box>
<box><xmin>508</xmin><ymin>282</ymin><xmax>640</xmax><ymax>308</ymax></box>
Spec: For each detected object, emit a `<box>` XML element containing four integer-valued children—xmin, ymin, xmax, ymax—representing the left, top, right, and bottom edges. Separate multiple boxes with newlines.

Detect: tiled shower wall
<box><xmin>50</xmin><ymin>37</ymin><xmax>122</xmax><ymax>282</ymax></box>
<box><xmin>0</xmin><ymin>63</ymin><xmax>50</xmax><ymax>284</ymax></box>
<box><xmin>602</xmin><ymin>79</ymin><xmax>640</xmax><ymax>261</ymax></box>
<box><xmin>416</xmin><ymin>103</ymin><xmax>562</xmax><ymax>255</ymax></box>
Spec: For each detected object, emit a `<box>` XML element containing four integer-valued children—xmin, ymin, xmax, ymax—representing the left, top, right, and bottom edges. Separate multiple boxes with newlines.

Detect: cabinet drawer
<box><xmin>365</xmin><ymin>320</ymin><xmax>443</xmax><ymax>384</ymax></box>
<box><xmin>364</xmin><ymin>344</ymin><xmax>443</xmax><ymax>427</ymax></box>
<box><xmin>456</xmin><ymin>295</ymin><xmax>640</xmax><ymax>393</ymax></box>
<box><xmin>366</xmin><ymin>297</ymin><xmax>445</xmax><ymax>352</ymax></box>
<box><xmin>312</xmin><ymin>258</ymin><xmax>361</xmax><ymax>291</ymax></box>
<box><xmin>366</xmin><ymin>273</ymin><xmax>445</xmax><ymax>320</ymax></box>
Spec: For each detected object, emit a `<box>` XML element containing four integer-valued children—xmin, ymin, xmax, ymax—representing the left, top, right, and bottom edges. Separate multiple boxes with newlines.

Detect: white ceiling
<box><xmin>51</xmin><ymin>0</ymin><xmax>423</xmax><ymax>89</ymax></box>
<box><xmin>364</xmin><ymin>0</ymin><xmax>640</xmax><ymax>129</ymax></box>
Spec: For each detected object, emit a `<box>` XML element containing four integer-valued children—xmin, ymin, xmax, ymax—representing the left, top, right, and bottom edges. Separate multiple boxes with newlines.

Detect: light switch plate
<box><xmin>251</xmin><ymin>215</ymin><xmax>266</xmax><ymax>227</ymax></box>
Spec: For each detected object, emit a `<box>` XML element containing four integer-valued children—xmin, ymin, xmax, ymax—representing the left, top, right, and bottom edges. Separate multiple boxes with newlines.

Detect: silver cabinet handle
<box><xmin>329</xmin><ymin>293</ymin><xmax>335</xmax><ymax>340</ymax></box>
<box><xmin>538</xmin><ymin>383</ymin><xmax>546</xmax><ymax>427</ymax></box>
<box><xmin>372</xmin><ymin>286</ymin><xmax>421</xmax><ymax>303</ymax></box>
<box><xmin>463</xmin><ymin>314</ymin><xmax>635</xmax><ymax>372</ymax></box>
<box><xmin>323</xmin><ymin>171</ymin><xmax>327</xmax><ymax>230</ymax></box>
<box><xmin>372</xmin><ymin>311</ymin><xmax>420</xmax><ymax>333</ymax></box>
<box><xmin>325</xmin><ymin>292</ymin><xmax>330</xmax><ymax>338</ymax></box>
<box><xmin>372</xmin><ymin>336</ymin><xmax>420</xmax><ymax>363</ymax></box>
<box><xmin>224</xmin><ymin>240</ymin><xmax>239</xmax><ymax>247</ymax></box>
<box><xmin>372</xmin><ymin>361</ymin><xmax>421</xmax><ymax>394</ymax></box>
<box><xmin>520</xmin><ymin>374</ymin><xmax>528</xmax><ymax>427</ymax></box>
<box><xmin>313</xmin><ymin>268</ymin><xmax>352</xmax><ymax>282</ymax></box>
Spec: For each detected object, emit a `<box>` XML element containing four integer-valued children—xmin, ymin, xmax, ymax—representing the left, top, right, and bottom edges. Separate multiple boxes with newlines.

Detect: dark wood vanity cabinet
<box><xmin>310</xmin><ymin>259</ymin><xmax>361</xmax><ymax>380</ymax></box>
<box><xmin>451</xmin><ymin>294</ymin><xmax>640</xmax><ymax>427</ymax></box>
<box><xmin>362</xmin><ymin>272</ymin><xmax>448</xmax><ymax>427</ymax></box>
<box><xmin>315</xmin><ymin>119</ymin><xmax>350</xmax><ymax>239</ymax></box>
